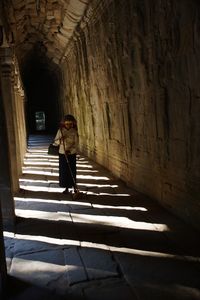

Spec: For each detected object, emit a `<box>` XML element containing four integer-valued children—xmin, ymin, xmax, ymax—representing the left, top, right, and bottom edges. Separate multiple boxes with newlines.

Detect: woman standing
<box><xmin>54</xmin><ymin>114</ymin><xmax>79</xmax><ymax>194</ymax></box>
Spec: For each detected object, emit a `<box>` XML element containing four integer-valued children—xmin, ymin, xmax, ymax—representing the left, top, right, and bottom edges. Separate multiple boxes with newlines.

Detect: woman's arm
<box><xmin>53</xmin><ymin>129</ymin><xmax>61</xmax><ymax>146</ymax></box>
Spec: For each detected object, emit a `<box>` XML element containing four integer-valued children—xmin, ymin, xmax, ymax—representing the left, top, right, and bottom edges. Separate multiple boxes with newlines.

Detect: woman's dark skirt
<box><xmin>59</xmin><ymin>153</ymin><xmax>76</xmax><ymax>188</ymax></box>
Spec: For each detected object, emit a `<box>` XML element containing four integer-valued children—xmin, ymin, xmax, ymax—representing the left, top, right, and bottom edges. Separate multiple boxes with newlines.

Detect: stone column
<box><xmin>0</xmin><ymin>46</ymin><xmax>16</xmax><ymax>229</ymax></box>
<box><xmin>13</xmin><ymin>66</ymin><xmax>27</xmax><ymax>173</ymax></box>
<box><xmin>0</xmin><ymin>47</ymin><xmax>20</xmax><ymax>193</ymax></box>
<box><xmin>0</xmin><ymin>200</ymin><xmax>7</xmax><ymax>297</ymax></box>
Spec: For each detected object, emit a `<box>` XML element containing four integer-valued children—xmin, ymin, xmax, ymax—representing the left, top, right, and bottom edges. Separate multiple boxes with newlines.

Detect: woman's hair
<box><xmin>64</xmin><ymin>114</ymin><xmax>76</xmax><ymax>122</ymax></box>
<box><xmin>62</xmin><ymin>114</ymin><xmax>78</xmax><ymax>131</ymax></box>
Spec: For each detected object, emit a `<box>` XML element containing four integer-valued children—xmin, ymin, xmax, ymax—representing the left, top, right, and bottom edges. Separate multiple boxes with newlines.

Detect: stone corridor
<box><xmin>3</xmin><ymin>135</ymin><xmax>200</xmax><ymax>300</ymax></box>
<box><xmin>0</xmin><ymin>0</ymin><xmax>200</xmax><ymax>298</ymax></box>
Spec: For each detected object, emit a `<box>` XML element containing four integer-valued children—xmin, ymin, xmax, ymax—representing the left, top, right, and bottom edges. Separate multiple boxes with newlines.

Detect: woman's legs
<box><xmin>59</xmin><ymin>154</ymin><xmax>76</xmax><ymax>191</ymax></box>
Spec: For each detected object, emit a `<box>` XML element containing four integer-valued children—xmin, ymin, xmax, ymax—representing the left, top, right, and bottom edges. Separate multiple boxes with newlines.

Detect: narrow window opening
<box><xmin>35</xmin><ymin>111</ymin><xmax>46</xmax><ymax>131</ymax></box>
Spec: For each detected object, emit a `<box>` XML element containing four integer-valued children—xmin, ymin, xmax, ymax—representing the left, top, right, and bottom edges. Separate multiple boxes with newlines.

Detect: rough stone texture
<box><xmin>3</xmin><ymin>134</ymin><xmax>200</xmax><ymax>300</ymax></box>
<box><xmin>61</xmin><ymin>0</ymin><xmax>200</xmax><ymax>230</ymax></box>
<box><xmin>3</xmin><ymin>0</ymin><xmax>90</xmax><ymax>64</ymax></box>
<box><xmin>0</xmin><ymin>54</ymin><xmax>17</xmax><ymax>229</ymax></box>
<box><xmin>0</xmin><ymin>201</ymin><xmax>7</xmax><ymax>296</ymax></box>
<box><xmin>1</xmin><ymin>1</ymin><xmax>199</xmax><ymax>298</ymax></box>
<box><xmin>1</xmin><ymin>0</ymin><xmax>200</xmax><ymax>233</ymax></box>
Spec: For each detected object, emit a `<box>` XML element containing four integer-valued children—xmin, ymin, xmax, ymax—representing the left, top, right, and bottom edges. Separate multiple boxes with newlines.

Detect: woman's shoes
<box><xmin>62</xmin><ymin>188</ymin><xmax>69</xmax><ymax>194</ymax></box>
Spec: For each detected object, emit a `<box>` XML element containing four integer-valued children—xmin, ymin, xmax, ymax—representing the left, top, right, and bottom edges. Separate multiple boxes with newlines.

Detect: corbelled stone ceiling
<box><xmin>2</xmin><ymin>0</ymin><xmax>90</xmax><ymax>64</ymax></box>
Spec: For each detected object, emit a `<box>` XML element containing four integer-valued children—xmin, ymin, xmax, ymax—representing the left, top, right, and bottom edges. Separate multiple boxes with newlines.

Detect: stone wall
<box><xmin>0</xmin><ymin>47</ymin><xmax>27</xmax><ymax>194</ymax></box>
<box><xmin>0</xmin><ymin>200</ymin><xmax>7</xmax><ymax>295</ymax></box>
<box><xmin>61</xmin><ymin>0</ymin><xmax>200</xmax><ymax>230</ymax></box>
<box><xmin>0</xmin><ymin>46</ymin><xmax>27</xmax><ymax>230</ymax></box>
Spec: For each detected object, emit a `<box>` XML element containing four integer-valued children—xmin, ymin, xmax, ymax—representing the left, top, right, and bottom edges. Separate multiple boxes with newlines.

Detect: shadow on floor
<box><xmin>4</xmin><ymin>135</ymin><xmax>200</xmax><ymax>300</ymax></box>
<box><xmin>5</xmin><ymin>276</ymin><xmax>66</xmax><ymax>300</ymax></box>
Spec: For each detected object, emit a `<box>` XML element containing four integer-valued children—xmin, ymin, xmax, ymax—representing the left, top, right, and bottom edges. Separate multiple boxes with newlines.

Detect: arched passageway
<box><xmin>21</xmin><ymin>44</ymin><xmax>61</xmax><ymax>134</ymax></box>
<box><xmin>0</xmin><ymin>0</ymin><xmax>200</xmax><ymax>298</ymax></box>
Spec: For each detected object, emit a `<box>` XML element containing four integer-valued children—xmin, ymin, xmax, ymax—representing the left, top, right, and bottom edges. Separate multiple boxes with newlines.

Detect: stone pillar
<box><xmin>0</xmin><ymin>46</ymin><xmax>16</xmax><ymax>229</ymax></box>
<box><xmin>0</xmin><ymin>201</ymin><xmax>7</xmax><ymax>297</ymax></box>
<box><xmin>13</xmin><ymin>64</ymin><xmax>27</xmax><ymax>173</ymax></box>
<box><xmin>0</xmin><ymin>47</ymin><xmax>20</xmax><ymax>193</ymax></box>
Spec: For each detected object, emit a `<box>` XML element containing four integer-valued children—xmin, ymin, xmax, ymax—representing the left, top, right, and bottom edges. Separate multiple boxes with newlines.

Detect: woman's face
<box><xmin>64</xmin><ymin>120</ymin><xmax>73</xmax><ymax>129</ymax></box>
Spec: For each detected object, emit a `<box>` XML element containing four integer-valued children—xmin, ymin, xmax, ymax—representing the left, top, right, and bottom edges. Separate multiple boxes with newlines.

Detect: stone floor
<box><xmin>3</xmin><ymin>135</ymin><xmax>200</xmax><ymax>300</ymax></box>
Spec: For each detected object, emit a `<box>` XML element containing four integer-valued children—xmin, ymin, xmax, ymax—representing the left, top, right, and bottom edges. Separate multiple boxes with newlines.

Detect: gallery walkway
<box><xmin>3</xmin><ymin>135</ymin><xmax>200</xmax><ymax>300</ymax></box>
